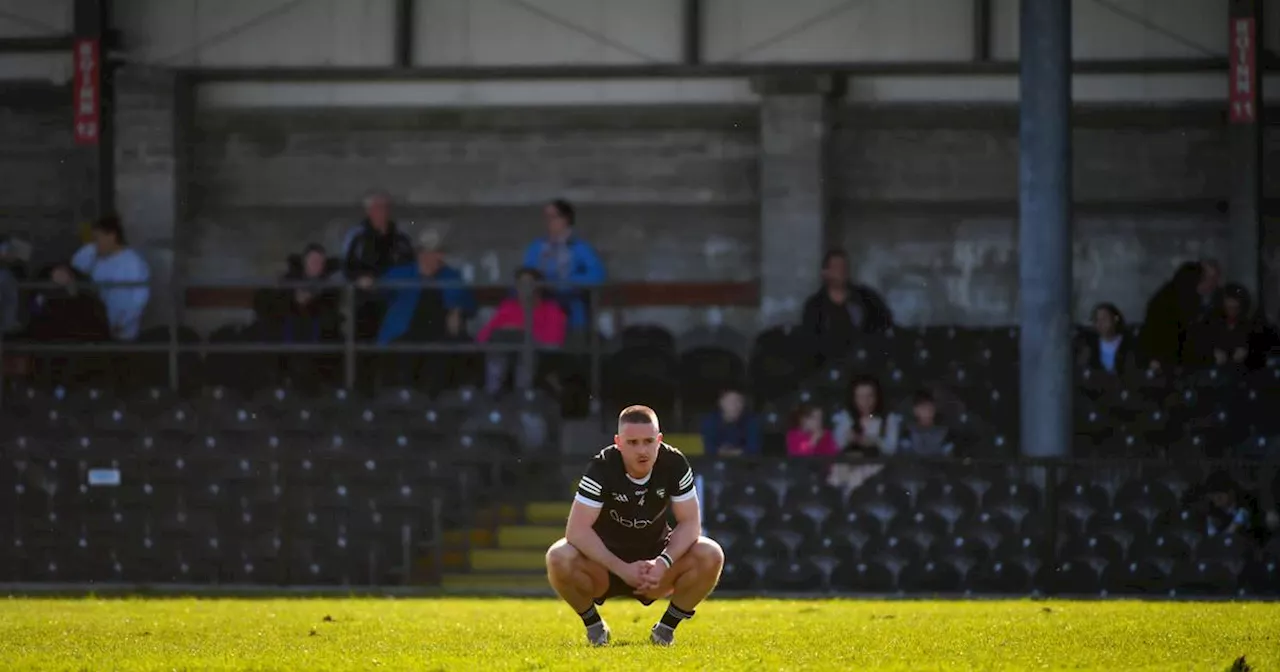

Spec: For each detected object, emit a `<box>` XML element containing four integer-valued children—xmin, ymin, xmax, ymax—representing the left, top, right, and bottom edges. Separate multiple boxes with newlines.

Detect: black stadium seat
<box><xmin>717</xmin><ymin>559</ymin><xmax>760</xmax><ymax>591</ymax></box>
<box><xmin>899</xmin><ymin>560</ymin><xmax>963</xmax><ymax>593</ymax></box>
<box><xmin>967</xmin><ymin>559</ymin><xmax>1032</xmax><ymax>593</ymax></box>
<box><xmin>765</xmin><ymin>558</ymin><xmax>824</xmax><ymax>592</ymax></box>
<box><xmin>829</xmin><ymin>560</ymin><xmax>895</xmax><ymax>592</ymax></box>
<box><xmin>1101</xmin><ymin>560</ymin><xmax>1169</xmax><ymax>595</ymax></box>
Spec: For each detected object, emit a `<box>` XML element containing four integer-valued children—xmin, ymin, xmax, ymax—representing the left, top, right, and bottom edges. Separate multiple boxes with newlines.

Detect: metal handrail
<box><xmin>1</xmin><ymin>278</ymin><xmax>606</xmax><ymax>402</ymax></box>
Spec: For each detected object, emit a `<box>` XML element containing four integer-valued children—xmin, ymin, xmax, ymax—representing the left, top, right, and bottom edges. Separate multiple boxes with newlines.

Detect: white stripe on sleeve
<box><xmin>574</xmin><ymin>494</ymin><xmax>603</xmax><ymax>508</ymax></box>
<box><xmin>671</xmin><ymin>489</ymin><xmax>698</xmax><ymax>503</ymax></box>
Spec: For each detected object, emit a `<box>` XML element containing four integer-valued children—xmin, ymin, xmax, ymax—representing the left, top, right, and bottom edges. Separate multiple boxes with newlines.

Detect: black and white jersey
<box><xmin>574</xmin><ymin>443</ymin><xmax>697</xmax><ymax>554</ymax></box>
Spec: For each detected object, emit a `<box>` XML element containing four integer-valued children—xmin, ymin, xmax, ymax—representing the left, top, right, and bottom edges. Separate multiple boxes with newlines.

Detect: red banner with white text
<box><xmin>72</xmin><ymin>38</ymin><xmax>100</xmax><ymax>145</ymax></box>
<box><xmin>1228</xmin><ymin>17</ymin><xmax>1256</xmax><ymax>124</ymax></box>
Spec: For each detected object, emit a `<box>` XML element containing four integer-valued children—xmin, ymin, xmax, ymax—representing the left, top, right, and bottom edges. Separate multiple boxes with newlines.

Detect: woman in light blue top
<box><xmin>70</xmin><ymin>215</ymin><xmax>151</xmax><ymax>341</ymax></box>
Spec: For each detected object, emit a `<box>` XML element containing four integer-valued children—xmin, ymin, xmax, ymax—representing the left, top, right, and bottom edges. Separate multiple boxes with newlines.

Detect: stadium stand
<box><xmin>3</xmin><ymin>309</ymin><xmax>1278</xmax><ymax>594</ymax></box>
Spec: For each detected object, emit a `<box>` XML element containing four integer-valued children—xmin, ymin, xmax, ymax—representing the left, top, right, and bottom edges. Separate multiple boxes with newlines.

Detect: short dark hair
<box><xmin>822</xmin><ymin>249</ymin><xmax>847</xmax><ymax>269</ymax></box>
<box><xmin>92</xmin><ymin>214</ymin><xmax>126</xmax><ymax>245</ymax></box>
<box><xmin>719</xmin><ymin>386</ymin><xmax>744</xmax><ymax>400</ymax></box>
<box><xmin>790</xmin><ymin>402</ymin><xmax>822</xmax><ymax>427</ymax></box>
<box><xmin>912</xmin><ymin>389</ymin><xmax>936</xmax><ymax>406</ymax></box>
<box><xmin>1092</xmin><ymin>302</ymin><xmax>1124</xmax><ymax>327</ymax></box>
<box><xmin>515</xmin><ymin>266</ymin><xmax>544</xmax><ymax>282</ymax></box>
<box><xmin>618</xmin><ymin>404</ymin><xmax>658</xmax><ymax>428</ymax></box>
<box><xmin>303</xmin><ymin>243</ymin><xmax>326</xmax><ymax>257</ymax></box>
<box><xmin>549</xmin><ymin>199</ymin><xmax>575</xmax><ymax>226</ymax></box>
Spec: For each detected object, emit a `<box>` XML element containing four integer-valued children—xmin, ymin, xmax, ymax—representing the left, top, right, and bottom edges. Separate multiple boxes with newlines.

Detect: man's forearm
<box><xmin>662</xmin><ymin>520</ymin><xmax>701</xmax><ymax>563</ymax></box>
<box><xmin>566</xmin><ymin>527</ymin><xmax>625</xmax><ymax>573</ymax></box>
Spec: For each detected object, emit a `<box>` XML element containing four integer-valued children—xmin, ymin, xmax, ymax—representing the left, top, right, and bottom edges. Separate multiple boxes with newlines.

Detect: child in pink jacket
<box><xmin>478</xmin><ymin>268</ymin><xmax>567</xmax><ymax>394</ymax></box>
<box><xmin>786</xmin><ymin>404</ymin><xmax>839</xmax><ymax>457</ymax></box>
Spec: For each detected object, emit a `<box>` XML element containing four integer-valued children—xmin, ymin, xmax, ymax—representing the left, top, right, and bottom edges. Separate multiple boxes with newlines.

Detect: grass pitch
<box><xmin>1</xmin><ymin>597</ymin><xmax>1277</xmax><ymax>671</ymax></box>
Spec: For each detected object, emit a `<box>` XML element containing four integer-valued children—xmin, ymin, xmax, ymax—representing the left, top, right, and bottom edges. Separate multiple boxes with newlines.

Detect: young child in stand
<box><xmin>786</xmin><ymin>404</ymin><xmax>839</xmax><ymax>457</ymax></box>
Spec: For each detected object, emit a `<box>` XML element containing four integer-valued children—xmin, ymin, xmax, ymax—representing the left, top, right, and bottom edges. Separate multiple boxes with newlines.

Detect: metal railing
<box><xmin>1</xmin><ymin>277</ymin><xmax>605</xmax><ymax>407</ymax></box>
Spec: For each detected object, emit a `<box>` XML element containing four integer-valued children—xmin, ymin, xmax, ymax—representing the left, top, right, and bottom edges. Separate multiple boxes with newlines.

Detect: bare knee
<box><xmin>691</xmin><ymin>537</ymin><xmax>725</xmax><ymax>572</ymax></box>
<box><xmin>546</xmin><ymin>539</ymin><xmax>580</xmax><ymax>576</ymax></box>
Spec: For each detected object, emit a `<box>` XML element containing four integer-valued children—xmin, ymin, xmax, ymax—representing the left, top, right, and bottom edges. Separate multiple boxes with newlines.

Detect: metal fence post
<box><xmin>0</xmin><ymin>326</ymin><xmax>6</xmax><ymax>409</ymax></box>
<box><xmin>519</xmin><ymin>281</ymin><xmax>535</xmax><ymax>391</ymax></box>
<box><xmin>430</xmin><ymin>494</ymin><xmax>443</xmax><ymax>586</ymax></box>
<box><xmin>167</xmin><ymin>281</ymin><xmax>180</xmax><ymax>392</ymax></box>
<box><xmin>1041</xmin><ymin>461</ymin><xmax>1059</xmax><ymax>595</ymax></box>
<box><xmin>589</xmin><ymin>288</ymin><xmax>601</xmax><ymax>416</ymax></box>
<box><xmin>343</xmin><ymin>284</ymin><xmax>356</xmax><ymax>391</ymax></box>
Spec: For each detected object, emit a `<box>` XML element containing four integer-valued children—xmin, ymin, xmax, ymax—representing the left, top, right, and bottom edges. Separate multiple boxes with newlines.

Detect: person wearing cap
<box><xmin>376</xmin><ymin>229</ymin><xmax>477</xmax><ymax>386</ymax></box>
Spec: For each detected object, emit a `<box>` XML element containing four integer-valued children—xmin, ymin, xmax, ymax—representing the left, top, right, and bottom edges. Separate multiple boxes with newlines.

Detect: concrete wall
<box><xmin>0</xmin><ymin>84</ymin><xmax>84</xmax><ymax>264</ymax></box>
<box><xmin>176</xmin><ymin>99</ymin><xmax>1272</xmax><ymax>332</ymax></box>
<box><xmin>183</xmin><ymin>105</ymin><xmax>760</xmax><ymax>332</ymax></box>
<box><xmin>991</xmin><ymin>0</ymin><xmax>1228</xmax><ymax>60</ymax></box>
<box><xmin>415</xmin><ymin>0</ymin><xmax>683</xmax><ymax>65</ymax></box>
<box><xmin>832</xmin><ymin>105</ymin><xmax>1249</xmax><ymax>326</ymax></box>
<box><xmin>108</xmin><ymin>0</ymin><xmax>1245</xmax><ymax>69</ymax></box>
<box><xmin>113</xmin><ymin>0</ymin><xmax>395</xmax><ymax>67</ymax></box>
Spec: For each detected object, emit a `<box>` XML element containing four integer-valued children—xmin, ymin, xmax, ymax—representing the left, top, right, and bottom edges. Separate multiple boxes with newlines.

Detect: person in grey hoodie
<box><xmin>898</xmin><ymin>389</ymin><xmax>955</xmax><ymax>457</ymax></box>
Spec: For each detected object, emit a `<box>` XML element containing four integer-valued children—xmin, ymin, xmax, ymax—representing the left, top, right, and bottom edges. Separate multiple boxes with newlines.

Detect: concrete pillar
<box><xmin>114</xmin><ymin>66</ymin><xmax>184</xmax><ymax>330</ymax></box>
<box><xmin>1227</xmin><ymin>0</ymin><xmax>1264</xmax><ymax>308</ymax></box>
<box><xmin>754</xmin><ymin>76</ymin><xmax>840</xmax><ymax>325</ymax></box>
<box><xmin>1018</xmin><ymin>0</ymin><xmax>1073</xmax><ymax>458</ymax></box>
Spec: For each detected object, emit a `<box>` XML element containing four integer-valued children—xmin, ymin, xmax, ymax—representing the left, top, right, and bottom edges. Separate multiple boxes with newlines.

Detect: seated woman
<box><xmin>828</xmin><ymin>375</ymin><xmax>901</xmax><ymax>490</ymax></box>
<box><xmin>476</xmin><ymin>267</ymin><xmax>567</xmax><ymax>395</ymax></box>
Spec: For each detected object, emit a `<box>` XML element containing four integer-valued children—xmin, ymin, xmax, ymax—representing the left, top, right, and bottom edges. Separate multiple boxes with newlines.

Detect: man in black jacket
<box><xmin>801</xmin><ymin>250</ymin><xmax>893</xmax><ymax>367</ymax></box>
<box><xmin>343</xmin><ymin>190</ymin><xmax>414</xmax><ymax>340</ymax></box>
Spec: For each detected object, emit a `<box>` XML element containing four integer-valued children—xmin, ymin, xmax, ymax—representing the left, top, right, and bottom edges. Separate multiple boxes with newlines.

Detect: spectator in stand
<box><xmin>832</xmin><ymin>375</ymin><xmax>901</xmax><ymax>455</ymax></box>
<box><xmin>376</xmin><ymin>229</ymin><xmax>476</xmax><ymax>390</ymax></box>
<box><xmin>828</xmin><ymin>376</ymin><xmax>899</xmax><ymax>490</ymax></box>
<box><xmin>521</xmin><ymin>199</ymin><xmax>605</xmax><ymax>332</ymax></box>
<box><xmin>344</xmin><ymin>190</ymin><xmax>414</xmax><ymax>340</ymax></box>
<box><xmin>1139</xmin><ymin>261</ymin><xmax>1207</xmax><ymax>374</ymax></box>
<box><xmin>1077</xmin><ymin>303</ymin><xmax>1137</xmax><ymax>375</ymax></box>
<box><xmin>801</xmin><ymin>250</ymin><xmax>893</xmax><ymax>368</ymax></box>
<box><xmin>898</xmin><ymin>390</ymin><xmax>955</xmax><ymax>457</ymax></box>
<box><xmin>1185</xmin><ymin>471</ymin><xmax>1260</xmax><ymax>541</ymax></box>
<box><xmin>476</xmin><ymin>267</ymin><xmax>567</xmax><ymax>395</ymax></box>
<box><xmin>1195</xmin><ymin>258</ymin><xmax>1225</xmax><ymax>322</ymax></box>
<box><xmin>70</xmin><ymin>215</ymin><xmax>150</xmax><ymax>341</ymax></box>
<box><xmin>1197</xmin><ymin>284</ymin><xmax>1269</xmax><ymax>370</ymax></box>
<box><xmin>259</xmin><ymin>244</ymin><xmax>343</xmax><ymax>390</ymax></box>
<box><xmin>699</xmin><ymin>387</ymin><xmax>762</xmax><ymax>458</ymax></box>
<box><xmin>25</xmin><ymin>262</ymin><xmax>111</xmax><ymax>387</ymax></box>
<box><xmin>786</xmin><ymin>404</ymin><xmax>839</xmax><ymax>457</ymax></box>
<box><xmin>0</xmin><ymin>235</ymin><xmax>28</xmax><ymax>336</ymax></box>
<box><xmin>25</xmin><ymin>263</ymin><xmax>110</xmax><ymax>342</ymax></box>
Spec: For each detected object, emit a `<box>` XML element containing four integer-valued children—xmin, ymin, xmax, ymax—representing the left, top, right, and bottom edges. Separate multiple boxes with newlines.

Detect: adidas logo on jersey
<box><xmin>613</xmin><ymin>493</ymin><xmax>628</xmax><ymax>503</ymax></box>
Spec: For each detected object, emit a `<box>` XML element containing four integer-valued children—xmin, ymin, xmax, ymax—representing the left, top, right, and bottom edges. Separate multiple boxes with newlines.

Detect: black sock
<box><xmin>658</xmin><ymin>603</ymin><xmax>695</xmax><ymax>630</ymax></box>
<box><xmin>579</xmin><ymin>605</ymin><xmax>602</xmax><ymax>628</ymax></box>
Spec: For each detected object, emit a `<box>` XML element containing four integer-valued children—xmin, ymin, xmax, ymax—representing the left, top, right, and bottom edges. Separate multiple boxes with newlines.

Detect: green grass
<box><xmin>1</xmin><ymin>597</ymin><xmax>1277</xmax><ymax>671</ymax></box>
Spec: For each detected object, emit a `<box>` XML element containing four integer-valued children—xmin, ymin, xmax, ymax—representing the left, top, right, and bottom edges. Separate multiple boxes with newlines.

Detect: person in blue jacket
<box><xmin>377</xmin><ymin>229</ymin><xmax>475</xmax><ymax>345</ymax></box>
<box><xmin>520</xmin><ymin>199</ymin><xmax>606</xmax><ymax>330</ymax></box>
<box><xmin>699</xmin><ymin>387</ymin><xmax>763</xmax><ymax>458</ymax></box>
<box><xmin>376</xmin><ymin>229</ymin><xmax>477</xmax><ymax>390</ymax></box>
